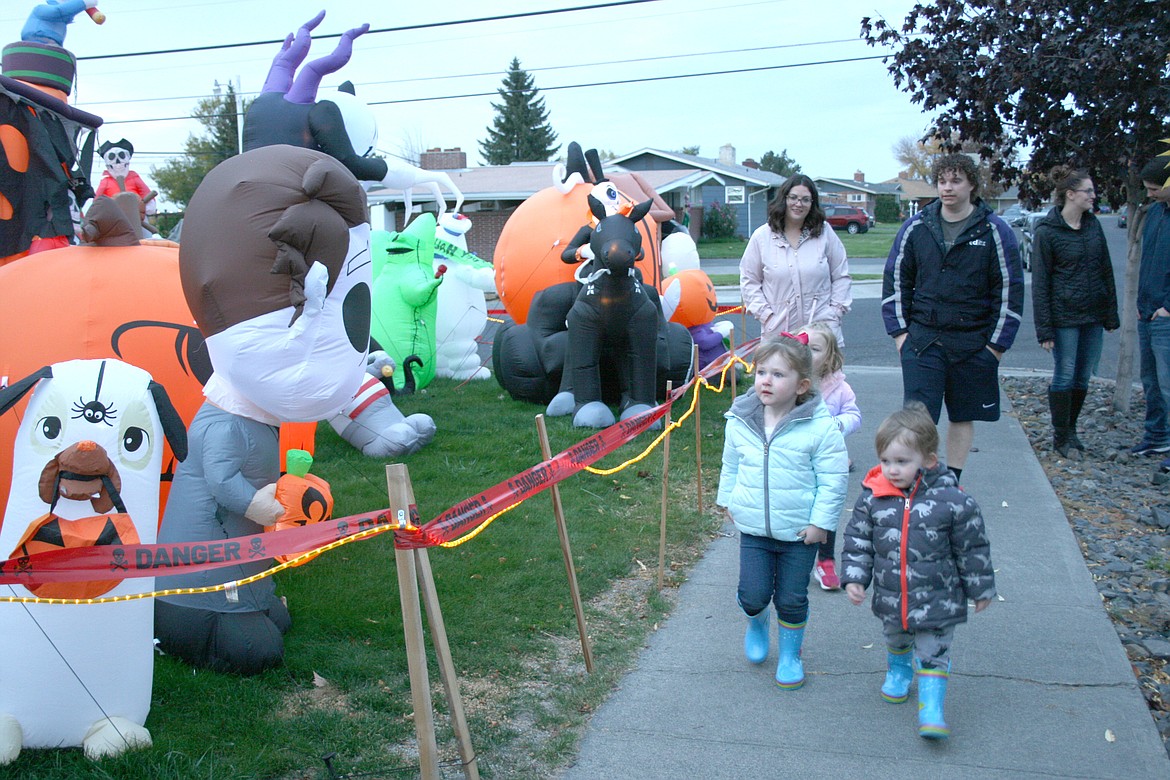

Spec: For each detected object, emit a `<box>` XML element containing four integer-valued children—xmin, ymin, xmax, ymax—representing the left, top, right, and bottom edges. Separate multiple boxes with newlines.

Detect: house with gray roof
<box><xmin>609</xmin><ymin>145</ymin><xmax>787</xmax><ymax>238</ymax></box>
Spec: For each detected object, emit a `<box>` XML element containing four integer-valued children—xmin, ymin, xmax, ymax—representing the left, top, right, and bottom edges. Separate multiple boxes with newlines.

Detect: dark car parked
<box><xmin>823</xmin><ymin>205</ymin><xmax>870</xmax><ymax>234</ymax></box>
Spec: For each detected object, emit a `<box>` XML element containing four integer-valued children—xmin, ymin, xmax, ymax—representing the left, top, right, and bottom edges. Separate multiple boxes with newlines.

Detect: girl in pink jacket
<box><xmin>801</xmin><ymin>321</ymin><xmax>861</xmax><ymax>590</ymax></box>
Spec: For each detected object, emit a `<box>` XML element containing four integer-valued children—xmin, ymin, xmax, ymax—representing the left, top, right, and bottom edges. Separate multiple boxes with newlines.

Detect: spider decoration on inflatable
<box><xmin>495</xmin><ymin>193</ymin><xmax>693</xmax><ymax>429</ymax></box>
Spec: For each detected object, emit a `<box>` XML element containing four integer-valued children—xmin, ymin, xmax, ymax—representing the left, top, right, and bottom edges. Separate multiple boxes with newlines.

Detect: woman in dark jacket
<box><xmin>1032</xmin><ymin>165</ymin><xmax>1120</xmax><ymax>457</ymax></box>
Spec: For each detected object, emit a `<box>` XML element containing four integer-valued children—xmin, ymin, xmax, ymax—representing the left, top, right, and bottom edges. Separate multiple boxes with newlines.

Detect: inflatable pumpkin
<box><xmin>0</xmin><ymin>243</ymin><xmax>205</xmax><ymax>517</ymax></box>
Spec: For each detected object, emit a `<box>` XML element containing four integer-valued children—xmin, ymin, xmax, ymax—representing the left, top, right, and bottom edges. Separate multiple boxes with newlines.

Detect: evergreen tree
<box><xmin>479</xmin><ymin>58</ymin><xmax>559</xmax><ymax>165</ymax></box>
<box><xmin>151</xmin><ymin>83</ymin><xmax>242</xmax><ymax>210</ymax></box>
<box><xmin>758</xmin><ymin>149</ymin><xmax>801</xmax><ymax>177</ymax></box>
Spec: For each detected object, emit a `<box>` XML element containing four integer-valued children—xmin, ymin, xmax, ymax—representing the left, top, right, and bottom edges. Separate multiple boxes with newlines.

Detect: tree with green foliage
<box><xmin>863</xmin><ymin>0</ymin><xmax>1170</xmax><ymax>410</ymax></box>
<box><xmin>874</xmin><ymin>193</ymin><xmax>901</xmax><ymax>223</ymax></box>
<box><xmin>758</xmin><ymin>149</ymin><xmax>801</xmax><ymax>177</ymax></box>
<box><xmin>151</xmin><ymin>84</ymin><xmax>242</xmax><ymax>211</ymax></box>
<box><xmin>479</xmin><ymin>58</ymin><xmax>559</xmax><ymax>165</ymax></box>
<box><xmin>677</xmin><ymin>145</ymin><xmax>700</xmax><ymax>156</ymax></box>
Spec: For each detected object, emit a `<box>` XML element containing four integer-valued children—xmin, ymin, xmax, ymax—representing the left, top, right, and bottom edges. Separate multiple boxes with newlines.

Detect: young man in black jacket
<box><xmin>881</xmin><ymin>154</ymin><xmax>1024</xmax><ymax>482</ymax></box>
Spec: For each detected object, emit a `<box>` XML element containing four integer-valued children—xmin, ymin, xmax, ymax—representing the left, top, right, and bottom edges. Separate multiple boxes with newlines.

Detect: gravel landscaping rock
<box><xmin>1003</xmin><ymin>376</ymin><xmax>1170</xmax><ymax>757</ymax></box>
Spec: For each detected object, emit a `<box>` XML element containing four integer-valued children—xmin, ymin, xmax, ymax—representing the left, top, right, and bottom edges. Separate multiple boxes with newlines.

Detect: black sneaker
<box><xmin>1131</xmin><ymin>440</ymin><xmax>1170</xmax><ymax>456</ymax></box>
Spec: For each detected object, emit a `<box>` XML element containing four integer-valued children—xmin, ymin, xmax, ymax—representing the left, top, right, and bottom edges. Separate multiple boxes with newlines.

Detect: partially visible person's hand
<box><xmin>845</xmin><ymin>583</ymin><xmax>866</xmax><ymax>605</ymax></box>
<box><xmin>1156</xmin><ymin>307</ymin><xmax>1170</xmax><ymax>319</ymax></box>
<box><xmin>974</xmin><ymin>599</ymin><xmax>991</xmax><ymax>613</ymax></box>
<box><xmin>797</xmin><ymin>525</ymin><xmax>827</xmax><ymax>546</ymax></box>
<box><xmin>894</xmin><ymin>333</ymin><xmax>907</xmax><ymax>352</ymax></box>
<box><xmin>1040</xmin><ymin>340</ymin><xmax>1054</xmax><ymax>352</ymax></box>
<box><xmin>986</xmin><ymin>345</ymin><xmax>1003</xmax><ymax>361</ymax></box>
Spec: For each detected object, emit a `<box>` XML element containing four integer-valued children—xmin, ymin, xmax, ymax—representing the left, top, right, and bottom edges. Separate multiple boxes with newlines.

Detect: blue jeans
<box><xmin>1138</xmin><ymin>318</ymin><xmax>1170</xmax><ymax>444</ymax></box>
<box><xmin>738</xmin><ymin>532</ymin><xmax>819</xmax><ymax>625</ymax></box>
<box><xmin>1050</xmin><ymin>324</ymin><xmax>1103</xmax><ymax>392</ymax></box>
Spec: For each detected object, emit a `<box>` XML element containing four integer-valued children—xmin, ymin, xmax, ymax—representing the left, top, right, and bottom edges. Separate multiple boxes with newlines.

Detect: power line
<box><xmin>73</xmin><ymin>37</ymin><xmax>861</xmax><ymax>108</ymax></box>
<box><xmin>75</xmin><ymin>0</ymin><xmax>663</xmax><ymax>61</ymax></box>
<box><xmin>98</xmin><ymin>54</ymin><xmax>888</xmax><ymax>127</ymax></box>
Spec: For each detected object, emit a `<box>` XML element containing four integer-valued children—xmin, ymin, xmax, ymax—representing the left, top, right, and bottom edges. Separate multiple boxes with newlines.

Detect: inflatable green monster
<box><xmin>370</xmin><ymin>213</ymin><xmax>445</xmax><ymax>390</ymax></box>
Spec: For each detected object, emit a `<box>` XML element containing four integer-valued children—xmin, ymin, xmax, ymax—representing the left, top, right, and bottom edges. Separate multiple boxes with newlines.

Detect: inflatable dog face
<box><xmin>0</xmin><ymin>358</ymin><xmax>186</xmax><ymax>756</ymax></box>
<box><xmin>179</xmin><ymin>145</ymin><xmax>372</xmax><ymax>423</ymax></box>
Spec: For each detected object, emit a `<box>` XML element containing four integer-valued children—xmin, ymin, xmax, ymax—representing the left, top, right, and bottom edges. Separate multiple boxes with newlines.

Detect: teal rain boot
<box><xmin>775</xmin><ymin>619</ymin><xmax>806</xmax><ymax>690</ymax></box>
<box><xmin>881</xmin><ymin>646</ymin><xmax>914</xmax><ymax>703</ymax></box>
<box><xmin>743</xmin><ymin>608</ymin><xmax>770</xmax><ymax>664</ymax></box>
<box><xmin>917</xmin><ymin>665</ymin><xmax>950</xmax><ymax>739</ymax></box>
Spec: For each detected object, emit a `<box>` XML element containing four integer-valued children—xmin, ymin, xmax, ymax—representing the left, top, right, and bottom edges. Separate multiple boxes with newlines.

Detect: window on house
<box><xmin>846</xmin><ymin>193</ymin><xmax>866</xmax><ymax>203</ymax></box>
<box><xmin>725</xmin><ymin>186</ymin><xmax>745</xmax><ymax>204</ymax></box>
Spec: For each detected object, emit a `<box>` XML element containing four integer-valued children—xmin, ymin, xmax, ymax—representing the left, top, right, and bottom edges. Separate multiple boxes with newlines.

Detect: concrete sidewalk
<box><xmin>561</xmin><ymin>366</ymin><xmax>1169</xmax><ymax>779</ymax></box>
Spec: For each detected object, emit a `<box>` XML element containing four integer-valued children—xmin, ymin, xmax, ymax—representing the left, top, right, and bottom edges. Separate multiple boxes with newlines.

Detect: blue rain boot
<box><xmin>881</xmin><ymin>646</ymin><xmax>914</xmax><ymax>703</ymax></box>
<box><xmin>743</xmin><ymin>607</ymin><xmax>770</xmax><ymax>664</ymax></box>
<box><xmin>775</xmin><ymin>619</ymin><xmax>806</xmax><ymax>690</ymax></box>
<box><xmin>917</xmin><ymin>665</ymin><xmax>950</xmax><ymax>739</ymax></box>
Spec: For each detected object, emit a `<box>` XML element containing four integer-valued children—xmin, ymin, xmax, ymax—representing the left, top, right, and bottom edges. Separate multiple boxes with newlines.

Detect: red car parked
<box><xmin>823</xmin><ymin>204</ymin><xmax>871</xmax><ymax>234</ymax></box>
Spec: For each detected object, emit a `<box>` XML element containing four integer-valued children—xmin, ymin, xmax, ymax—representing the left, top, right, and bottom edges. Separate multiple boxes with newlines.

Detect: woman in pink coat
<box><xmin>740</xmin><ymin>175</ymin><xmax>852</xmax><ymax>346</ymax></box>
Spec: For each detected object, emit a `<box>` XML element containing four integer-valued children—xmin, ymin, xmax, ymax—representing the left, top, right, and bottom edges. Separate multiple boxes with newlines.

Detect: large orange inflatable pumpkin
<box><xmin>494</xmin><ymin>183</ymin><xmax>664</xmax><ymax>324</ymax></box>
<box><xmin>0</xmin><ymin>244</ymin><xmax>204</xmax><ymax>518</ymax></box>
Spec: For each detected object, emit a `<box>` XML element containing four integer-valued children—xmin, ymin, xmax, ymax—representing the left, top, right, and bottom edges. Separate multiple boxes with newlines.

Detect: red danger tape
<box><xmin>0</xmin><ymin>338</ymin><xmax>760</xmax><ymax>587</ymax></box>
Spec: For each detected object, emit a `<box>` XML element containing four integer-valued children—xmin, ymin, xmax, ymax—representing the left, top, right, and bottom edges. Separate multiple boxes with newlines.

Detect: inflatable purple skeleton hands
<box><xmin>242</xmin><ymin>11</ymin><xmax>463</xmax><ymax>218</ymax></box>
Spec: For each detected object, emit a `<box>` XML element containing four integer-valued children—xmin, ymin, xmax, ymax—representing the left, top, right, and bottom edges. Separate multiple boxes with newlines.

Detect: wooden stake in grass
<box><xmin>658</xmin><ymin>381</ymin><xmax>672</xmax><ymax>591</ymax></box>
<box><xmin>386</xmin><ymin>464</ymin><xmax>480</xmax><ymax>780</ymax></box>
<box><xmin>535</xmin><ymin>415</ymin><xmax>594</xmax><ymax>674</ymax></box>
<box><xmin>692</xmin><ymin>344</ymin><xmax>703</xmax><ymax>516</ymax></box>
<box><xmin>729</xmin><ymin>329</ymin><xmax>738</xmax><ymax>398</ymax></box>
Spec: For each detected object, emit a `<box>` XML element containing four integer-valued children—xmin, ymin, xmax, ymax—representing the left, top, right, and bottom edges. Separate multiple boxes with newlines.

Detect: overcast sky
<box><xmin>4</xmin><ymin>0</ymin><xmax>933</xmax><ymax>206</ymax></box>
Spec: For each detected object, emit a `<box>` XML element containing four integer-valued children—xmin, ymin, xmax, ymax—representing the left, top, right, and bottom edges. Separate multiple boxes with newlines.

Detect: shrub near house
<box><xmin>702</xmin><ymin>201</ymin><xmax>739</xmax><ymax>239</ymax></box>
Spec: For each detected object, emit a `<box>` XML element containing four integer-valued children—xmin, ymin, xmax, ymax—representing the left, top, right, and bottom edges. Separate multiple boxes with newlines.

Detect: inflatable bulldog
<box><xmin>0</xmin><ymin>359</ymin><xmax>187</xmax><ymax>762</ymax></box>
<box><xmin>154</xmin><ymin>145</ymin><xmax>370</xmax><ymax>675</ymax></box>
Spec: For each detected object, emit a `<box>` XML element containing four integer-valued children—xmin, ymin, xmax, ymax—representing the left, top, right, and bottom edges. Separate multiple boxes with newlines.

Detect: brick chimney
<box><xmin>854</xmin><ymin>170</ymin><xmax>865</xmax><ymax>183</ymax></box>
<box><xmin>742</xmin><ymin>158</ymin><xmax>759</xmax><ymax>169</ymax></box>
<box><xmin>419</xmin><ymin>147</ymin><xmax>467</xmax><ymax>170</ymax></box>
<box><xmin>718</xmin><ymin>144</ymin><xmax>736</xmax><ymax>166</ymax></box>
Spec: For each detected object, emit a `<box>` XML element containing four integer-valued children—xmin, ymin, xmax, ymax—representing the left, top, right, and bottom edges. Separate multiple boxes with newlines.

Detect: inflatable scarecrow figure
<box><xmin>242</xmin><ymin>11</ymin><xmax>462</xmax><ymax>217</ymax></box>
<box><xmin>327</xmin><ymin>350</ymin><xmax>436</xmax><ymax>457</ymax></box>
<box><xmin>370</xmin><ymin>214</ymin><xmax>446</xmax><ymax>391</ymax></box>
<box><xmin>0</xmin><ymin>358</ymin><xmax>187</xmax><ymax>763</ymax></box>
<box><xmin>1</xmin><ymin>1</ymin><xmax>103</xmax><ymax>264</ymax></box>
<box><xmin>154</xmin><ymin>145</ymin><xmax>371</xmax><ymax>675</ymax></box>
<box><xmin>93</xmin><ymin>138</ymin><xmax>158</xmax><ymax>236</ymax></box>
<box><xmin>433</xmin><ymin>213</ymin><xmax>495</xmax><ymax>381</ymax></box>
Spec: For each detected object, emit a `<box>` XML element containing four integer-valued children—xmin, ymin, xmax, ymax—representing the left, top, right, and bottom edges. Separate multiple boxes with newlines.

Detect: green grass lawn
<box><xmin>697</xmin><ymin>222</ymin><xmax>899</xmax><ymax>260</ymax></box>
<box><xmin>11</xmin><ymin>377</ymin><xmax>734</xmax><ymax>779</ymax></box>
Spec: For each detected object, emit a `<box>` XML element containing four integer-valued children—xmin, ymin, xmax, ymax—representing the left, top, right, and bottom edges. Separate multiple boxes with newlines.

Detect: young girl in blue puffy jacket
<box><xmin>716</xmin><ymin>333</ymin><xmax>849</xmax><ymax>689</ymax></box>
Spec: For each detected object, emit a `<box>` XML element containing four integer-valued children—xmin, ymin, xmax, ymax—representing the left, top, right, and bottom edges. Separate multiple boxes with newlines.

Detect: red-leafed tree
<box><xmin>862</xmin><ymin>0</ymin><xmax>1170</xmax><ymax>410</ymax></box>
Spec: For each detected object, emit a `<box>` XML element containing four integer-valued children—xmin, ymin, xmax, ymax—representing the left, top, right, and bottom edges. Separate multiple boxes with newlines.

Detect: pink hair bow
<box><xmin>780</xmin><ymin>331</ymin><xmax>809</xmax><ymax>345</ymax></box>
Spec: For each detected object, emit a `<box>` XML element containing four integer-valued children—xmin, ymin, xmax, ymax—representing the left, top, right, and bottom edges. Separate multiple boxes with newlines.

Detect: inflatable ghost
<box><xmin>0</xmin><ymin>358</ymin><xmax>186</xmax><ymax>763</ymax></box>
<box><xmin>370</xmin><ymin>215</ymin><xmax>445</xmax><ymax>391</ymax></box>
<box><xmin>433</xmin><ymin>213</ymin><xmax>495</xmax><ymax>381</ymax></box>
<box><xmin>155</xmin><ymin>145</ymin><xmax>370</xmax><ymax>675</ymax></box>
<box><xmin>327</xmin><ymin>351</ymin><xmax>436</xmax><ymax>457</ymax></box>
<box><xmin>242</xmin><ymin>12</ymin><xmax>461</xmax><ymax>215</ymax></box>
